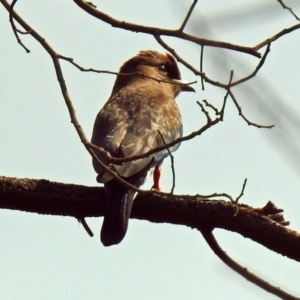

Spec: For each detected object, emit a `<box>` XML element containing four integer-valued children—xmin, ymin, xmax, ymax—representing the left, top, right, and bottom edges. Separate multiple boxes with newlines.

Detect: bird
<box><xmin>91</xmin><ymin>50</ymin><xmax>195</xmax><ymax>246</ymax></box>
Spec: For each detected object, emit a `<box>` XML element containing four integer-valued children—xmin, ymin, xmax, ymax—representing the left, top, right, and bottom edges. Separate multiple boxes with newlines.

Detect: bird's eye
<box><xmin>158</xmin><ymin>63</ymin><xmax>167</xmax><ymax>73</ymax></box>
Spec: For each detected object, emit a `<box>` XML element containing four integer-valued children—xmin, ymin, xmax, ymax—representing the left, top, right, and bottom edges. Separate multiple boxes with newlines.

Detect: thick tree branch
<box><xmin>1</xmin><ymin>176</ymin><xmax>299</xmax><ymax>263</ymax></box>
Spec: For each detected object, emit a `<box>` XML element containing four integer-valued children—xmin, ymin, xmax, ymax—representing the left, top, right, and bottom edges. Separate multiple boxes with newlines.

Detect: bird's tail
<box><xmin>101</xmin><ymin>179</ymin><xmax>136</xmax><ymax>246</ymax></box>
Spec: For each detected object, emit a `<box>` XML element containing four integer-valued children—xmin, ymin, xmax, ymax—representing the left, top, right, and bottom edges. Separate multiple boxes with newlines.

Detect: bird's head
<box><xmin>111</xmin><ymin>50</ymin><xmax>195</xmax><ymax>96</ymax></box>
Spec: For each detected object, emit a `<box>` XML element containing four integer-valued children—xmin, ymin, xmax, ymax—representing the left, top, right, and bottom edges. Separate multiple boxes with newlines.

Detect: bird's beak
<box><xmin>172</xmin><ymin>79</ymin><xmax>195</xmax><ymax>92</ymax></box>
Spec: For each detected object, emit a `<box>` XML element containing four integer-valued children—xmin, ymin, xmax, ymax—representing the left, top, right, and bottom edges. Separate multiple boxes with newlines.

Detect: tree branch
<box><xmin>200</xmin><ymin>228</ymin><xmax>300</xmax><ymax>300</ymax></box>
<box><xmin>1</xmin><ymin>175</ymin><xmax>299</xmax><ymax>263</ymax></box>
<box><xmin>277</xmin><ymin>0</ymin><xmax>300</xmax><ymax>21</ymax></box>
<box><xmin>255</xmin><ymin>23</ymin><xmax>300</xmax><ymax>51</ymax></box>
<box><xmin>179</xmin><ymin>0</ymin><xmax>198</xmax><ymax>32</ymax></box>
<box><xmin>73</xmin><ymin>0</ymin><xmax>261</xmax><ymax>58</ymax></box>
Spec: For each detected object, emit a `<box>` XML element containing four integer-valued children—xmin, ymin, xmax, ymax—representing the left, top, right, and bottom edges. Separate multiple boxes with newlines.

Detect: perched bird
<box><xmin>91</xmin><ymin>50</ymin><xmax>194</xmax><ymax>246</ymax></box>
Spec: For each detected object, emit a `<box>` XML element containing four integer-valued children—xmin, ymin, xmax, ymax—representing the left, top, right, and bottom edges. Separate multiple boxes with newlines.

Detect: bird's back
<box><xmin>92</xmin><ymin>78</ymin><xmax>183</xmax><ymax>180</ymax></box>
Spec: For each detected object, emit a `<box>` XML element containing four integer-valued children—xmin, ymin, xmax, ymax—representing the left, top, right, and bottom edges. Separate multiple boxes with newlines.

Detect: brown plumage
<box><xmin>92</xmin><ymin>50</ymin><xmax>194</xmax><ymax>246</ymax></box>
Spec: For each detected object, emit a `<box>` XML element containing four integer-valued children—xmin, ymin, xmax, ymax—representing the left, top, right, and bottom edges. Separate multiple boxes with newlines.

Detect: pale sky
<box><xmin>1</xmin><ymin>0</ymin><xmax>300</xmax><ymax>299</ymax></box>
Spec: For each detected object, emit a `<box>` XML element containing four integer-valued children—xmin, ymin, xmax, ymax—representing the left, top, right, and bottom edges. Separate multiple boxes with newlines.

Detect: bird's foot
<box><xmin>151</xmin><ymin>165</ymin><xmax>161</xmax><ymax>191</ymax></box>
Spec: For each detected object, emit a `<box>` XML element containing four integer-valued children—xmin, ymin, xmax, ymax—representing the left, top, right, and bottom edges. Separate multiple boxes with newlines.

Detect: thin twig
<box><xmin>158</xmin><ymin>130</ymin><xmax>175</xmax><ymax>194</ymax></box>
<box><xmin>202</xmin><ymin>99</ymin><xmax>219</xmax><ymax>115</ymax></box>
<box><xmin>235</xmin><ymin>178</ymin><xmax>247</xmax><ymax>203</ymax></box>
<box><xmin>228</xmin><ymin>70</ymin><xmax>234</xmax><ymax>87</ymax></box>
<box><xmin>227</xmin><ymin>69</ymin><xmax>273</xmax><ymax>128</ymax></box>
<box><xmin>200</xmin><ymin>45</ymin><xmax>205</xmax><ymax>90</ymax></box>
<box><xmin>255</xmin><ymin>22</ymin><xmax>300</xmax><ymax>51</ymax></box>
<box><xmin>229</xmin><ymin>90</ymin><xmax>274</xmax><ymax>128</ymax></box>
<box><xmin>196</xmin><ymin>101</ymin><xmax>211</xmax><ymax>122</ymax></box>
<box><xmin>16</xmin><ymin>28</ymin><xmax>30</xmax><ymax>34</ymax></box>
<box><xmin>200</xmin><ymin>229</ymin><xmax>299</xmax><ymax>300</ymax></box>
<box><xmin>78</xmin><ymin>217</ymin><xmax>94</xmax><ymax>237</ymax></box>
<box><xmin>219</xmin><ymin>91</ymin><xmax>229</xmax><ymax>119</ymax></box>
<box><xmin>59</xmin><ymin>55</ymin><xmax>196</xmax><ymax>87</ymax></box>
<box><xmin>226</xmin><ymin>70</ymin><xmax>274</xmax><ymax>129</ymax></box>
<box><xmin>277</xmin><ymin>0</ymin><xmax>300</xmax><ymax>21</ymax></box>
<box><xmin>9</xmin><ymin>0</ymin><xmax>30</xmax><ymax>53</ymax></box>
<box><xmin>179</xmin><ymin>0</ymin><xmax>198</xmax><ymax>32</ymax></box>
<box><xmin>232</xmin><ymin>43</ymin><xmax>271</xmax><ymax>87</ymax></box>
<box><xmin>234</xmin><ymin>178</ymin><xmax>248</xmax><ymax>217</ymax></box>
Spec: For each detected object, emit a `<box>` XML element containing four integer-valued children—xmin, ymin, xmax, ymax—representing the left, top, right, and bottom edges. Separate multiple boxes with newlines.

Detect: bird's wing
<box><xmin>115</xmin><ymin>101</ymin><xmax>182</xmax><ymax>177</ymax></box>
<box><xmin>91</xmin><ymin>99</ymin><xmax>128</xmax><ymax>177</ymax></box>
<box><xmin>92</xmin><ymin>90</ymin><xmax>182</xmax><ymax>180</ymax></box>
